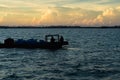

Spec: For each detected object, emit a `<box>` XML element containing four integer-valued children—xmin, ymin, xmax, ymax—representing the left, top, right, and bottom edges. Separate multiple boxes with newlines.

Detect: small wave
<box><xmin>67</xmin><ymin>47</ymin><xmax>81</xmax><ymax>51</ymax></box>
<box><xmin>1</xmin><ymin>74</ymin><xmax>23</xmax><ymax>80</ymax></box>
<box><xmin>75</xmin><ymin>66</ymin><xmax>120</xmax><ymax>78</ymax></box>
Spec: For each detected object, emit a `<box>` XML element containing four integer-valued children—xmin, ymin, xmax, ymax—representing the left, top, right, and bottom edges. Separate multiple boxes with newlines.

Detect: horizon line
<box><xmin>0</xmin><ymin>25</ymin><xmax>120</xmax><ymax>29</ymax></box>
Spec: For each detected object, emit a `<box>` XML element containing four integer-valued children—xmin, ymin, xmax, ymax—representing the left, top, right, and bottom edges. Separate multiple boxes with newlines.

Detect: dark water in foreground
<box><xmin>0</xmin><ymin>28</ymin><xmax>120</xmax><ymax>80</ymax></box>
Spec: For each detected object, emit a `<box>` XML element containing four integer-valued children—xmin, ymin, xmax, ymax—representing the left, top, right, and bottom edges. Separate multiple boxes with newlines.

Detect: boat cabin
<box><xmin>45</xmin><ymin>34</ymin><xmax>60</xmax><ymax>43</ymax></box>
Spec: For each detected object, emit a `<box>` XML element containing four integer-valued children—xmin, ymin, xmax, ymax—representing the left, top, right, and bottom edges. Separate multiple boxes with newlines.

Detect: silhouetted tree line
<box><xmin>0</xmin><ymin>25</ymin><xmax>120</xmax><ymax>28</ymax></box>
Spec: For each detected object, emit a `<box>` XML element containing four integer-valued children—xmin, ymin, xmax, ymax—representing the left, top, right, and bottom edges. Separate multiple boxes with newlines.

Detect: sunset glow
<box><xmin>0</xmin><ymin>0</ymin><xmax>120</xmax><ymax>26</ymax></box>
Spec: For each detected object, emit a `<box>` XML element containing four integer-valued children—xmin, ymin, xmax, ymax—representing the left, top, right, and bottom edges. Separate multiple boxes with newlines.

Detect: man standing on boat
<box><xmin>60</xmin><ymin>36</ymin><xmax>64</xmax><ymax>44</ymax></box>
<box><xmin>51</xmin><ymin>36</ymin><xmax>55</xmax><ymax>43</ymax></box>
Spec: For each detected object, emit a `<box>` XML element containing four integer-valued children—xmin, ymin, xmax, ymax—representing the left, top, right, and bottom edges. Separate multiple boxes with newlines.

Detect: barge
<box><xmin>0</xmin><ymin>34</ymin><xmax>68</xmax><ymax>49</ymax></box>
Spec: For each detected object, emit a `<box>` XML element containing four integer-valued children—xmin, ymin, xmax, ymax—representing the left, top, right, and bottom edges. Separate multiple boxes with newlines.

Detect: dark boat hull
<box><xmin>0</xmin><ymin>42</ymin><xmax>68</xmax><ymax>49</ymax></box>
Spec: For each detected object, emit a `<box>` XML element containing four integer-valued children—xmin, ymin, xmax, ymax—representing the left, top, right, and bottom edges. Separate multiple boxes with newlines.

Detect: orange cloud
<box><xmin>0</xmin><ymin>12</ymin><xmax>7</xmax><ymax>23</ymax></box>
<box><xmin>0</xmin><ymin>6</ymin><xmax>120</xmax><ymax>26</ymax></box>
<box><xmin>74</xmin><ymin>7</ymin><xmax>120</xmax><ymax>26</ymax></box>
<box><xmin>37</xmin><ymin>7</ymin><xmax>120</xmax><ymax>26</ymax></box>
<box><xmin>36</xmin><ymin>7</ymin><xmax>100</xmax><ymax>26</ymax></box>
<box><xmin>102</xmin><ymin>8</ymin><xmax>115</xmax><ymax>17</ymax></box>
<box><xmin>91</xmin><ymin>8</ymin><xmax>120</xmax><ymax>26</ymax></box>
<box><xmin>0</xmin><ymin>17</ymin><xmax>3</xmax><ymax>22</ymax></box>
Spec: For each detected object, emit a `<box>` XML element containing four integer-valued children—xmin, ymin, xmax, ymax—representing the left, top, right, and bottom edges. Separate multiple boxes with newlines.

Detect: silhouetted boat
<box><xmin>0</xmin><ymin>34</ymin><xmax>68</xmax><ymax>49</ymax></box>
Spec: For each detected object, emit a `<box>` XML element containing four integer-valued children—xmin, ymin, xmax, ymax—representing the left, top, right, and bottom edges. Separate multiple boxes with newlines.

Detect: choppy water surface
<box><xmin>0</xmin><ymin>28</ymin><xmax>120</xmax><ymax>80</ymax></box>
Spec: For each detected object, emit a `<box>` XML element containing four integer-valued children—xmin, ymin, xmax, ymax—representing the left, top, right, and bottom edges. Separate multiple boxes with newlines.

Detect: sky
<box><xmin>0</xmin><ymin>0</ymin><xmax>120</xmax><ymax>27</ymax></box>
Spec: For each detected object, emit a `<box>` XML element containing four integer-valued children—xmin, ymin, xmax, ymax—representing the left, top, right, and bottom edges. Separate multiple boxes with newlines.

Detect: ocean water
<box><xmin>0</xmin><ymin>28</ymin><xmax>120</xmax><ymax>80</ymax></box>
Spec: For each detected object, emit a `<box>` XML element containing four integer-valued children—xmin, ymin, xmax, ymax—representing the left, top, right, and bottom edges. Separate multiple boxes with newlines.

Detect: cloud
<box><xmin>35</xmin><ymin>7</ymin><xmax>101</xmax><ymax>26</ymax></box>
<box><xmin>116</xmin><ymin>6</ymin><xmax>120</xmax><ymax>11</ymax></box>
<box><xmin>2</xmin><ymin>6</ymin><xmax>118</xmax><ymax>26</ymax></box>
<box><xmin>35</xmin><ymin>6</ymin><xmax>120</xmax><ymax>26</ymax></box>
<box><xmin>0</xmin><ymin>17</ymin><xmax>3</xmax><ymax>23</ymax></box>
<box><xmin>0</xmin><ymin>12</ymin><xmax>8</xmax><ymax>23</ymax></box>
<box><xmin>90</xmin><ymin>8</ymin><xmax>120</xmax><ymax>26</ymax></box>
<box><xmin>102</xmin><ymin>8</ymin><xmax>115</xmax><ymax>16</ymax></box>
<box><xmin>97</xmin><ymin>0</ymin><xmax>120</xmax><ymax>5</ymax></box>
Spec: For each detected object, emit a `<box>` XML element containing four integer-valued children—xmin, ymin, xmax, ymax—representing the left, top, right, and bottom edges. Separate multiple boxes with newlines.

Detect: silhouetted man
<box><xmin>51</xmin><ymin>36</ymin><xmax>55</xmax><ymax>43</ymax></box>
<box><xmin>60</xmin><ymin>36</ymin><xmax>64</xmax><ymax>43</ymax></box>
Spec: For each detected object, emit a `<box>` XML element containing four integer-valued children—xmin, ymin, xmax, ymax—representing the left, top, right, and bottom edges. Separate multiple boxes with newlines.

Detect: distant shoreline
<box><xmin>0</xmin><ymin>26</ymin><xmax>120</xmax><ymax>29</ymax></box>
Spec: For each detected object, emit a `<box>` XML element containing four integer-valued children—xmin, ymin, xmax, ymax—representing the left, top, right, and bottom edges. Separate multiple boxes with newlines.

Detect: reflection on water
<box><xmin>0</xmin><ymin>28</ymin><xmax>120</xmax><ymax>80</ymax></box>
